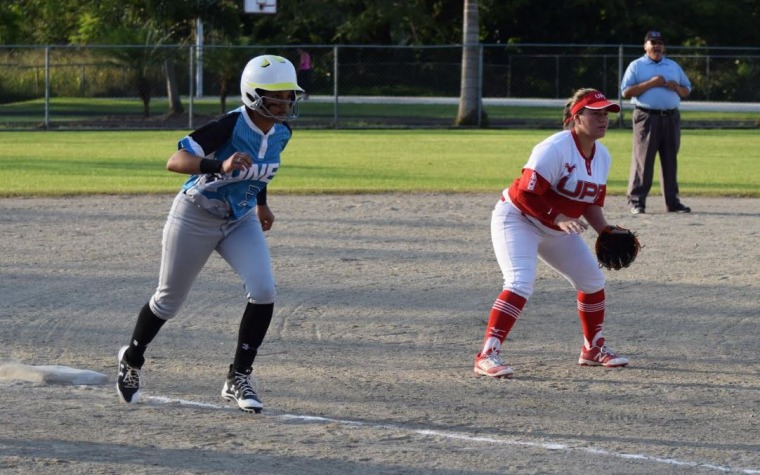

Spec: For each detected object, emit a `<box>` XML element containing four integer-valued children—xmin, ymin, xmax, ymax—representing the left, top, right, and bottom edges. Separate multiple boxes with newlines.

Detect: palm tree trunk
<box><xmin>456</xmin><ymin>0</ymin><xmax>487</xmax><ymax>126</ymax></box>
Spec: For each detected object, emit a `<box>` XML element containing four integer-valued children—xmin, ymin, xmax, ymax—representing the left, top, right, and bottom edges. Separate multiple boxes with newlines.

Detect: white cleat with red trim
<box><xmin>578</xmin><ymin>344</ymin><xmax>629</xmax><ymax>367</ymax></box>
<box><xmin>474</xmin><ymin>350</ymin><xmax>514</xmax><ymax>378</ymax></box>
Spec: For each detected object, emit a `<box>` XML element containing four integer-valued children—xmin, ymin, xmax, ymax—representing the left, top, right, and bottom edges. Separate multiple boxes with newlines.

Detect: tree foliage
<box><xmin>3</xmin><ymin>0</ymin><xmax>759</xmax><ymax>120</ymax></box>
<box><xmin>3</xmin><ymin>0</ymin><xmax>759</xmax><ymax>47</ymax></box>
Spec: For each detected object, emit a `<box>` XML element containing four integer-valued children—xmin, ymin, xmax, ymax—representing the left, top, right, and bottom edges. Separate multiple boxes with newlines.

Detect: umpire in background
<box><xmin>621</xmin><ymin>31</ymin><xmax>692</xmax><ymax>214</ymax></box>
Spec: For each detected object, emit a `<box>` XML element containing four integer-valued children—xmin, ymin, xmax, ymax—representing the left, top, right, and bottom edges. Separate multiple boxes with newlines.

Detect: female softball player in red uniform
<box><xmin>474</xmin><ymin>88</ymin><xmax>629</xmax><ymax>378</ymax></box>
<box><xmin>116</xmin><ymin>55</ymin><xmax>303</xmax><ymax>412</ymax></box>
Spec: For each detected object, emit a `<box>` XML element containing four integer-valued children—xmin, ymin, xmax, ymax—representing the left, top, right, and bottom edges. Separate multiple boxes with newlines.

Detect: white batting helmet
<box><xmin>240</xmin><ymin>55</ymin><xmax>303</xmax><ymax>120</ymax></box>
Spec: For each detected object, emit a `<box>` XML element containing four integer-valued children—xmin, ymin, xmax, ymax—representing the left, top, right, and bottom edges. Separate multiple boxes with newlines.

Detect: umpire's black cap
<box><xmin>645</xmin><ymin>31</ymin><xmax>665</xmax><ymax>43</ymax></box>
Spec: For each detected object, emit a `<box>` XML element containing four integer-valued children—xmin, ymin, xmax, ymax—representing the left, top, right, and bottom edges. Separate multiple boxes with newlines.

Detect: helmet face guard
<box><xmin>245</xmin><ymin>90</ymin><xmax>302</xmax><ymax>121</ymax></box>
<box><xmin>241</xmin><ymin>55</ymin><xmax>304</xmax><ymax>121</ymax></box>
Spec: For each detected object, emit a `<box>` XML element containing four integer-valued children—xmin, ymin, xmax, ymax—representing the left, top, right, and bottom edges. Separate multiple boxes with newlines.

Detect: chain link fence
<box><xmin>1</xmin><ymin>44</ymin><xmax>759</xmax><ymax>130</ymax></box>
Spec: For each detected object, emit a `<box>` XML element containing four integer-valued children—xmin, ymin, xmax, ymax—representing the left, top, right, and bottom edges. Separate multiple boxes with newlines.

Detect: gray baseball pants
<box><xmin>149</xmin><ymin>192</ymin><xmax>276</xmax><ymax>320</ymax></box>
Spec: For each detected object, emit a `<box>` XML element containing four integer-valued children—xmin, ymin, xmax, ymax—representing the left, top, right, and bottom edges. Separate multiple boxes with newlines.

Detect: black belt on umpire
<box><xmin>635</xmin><ymin>106</ymin><xmax>677</xmax><ymax>116</ymax></box>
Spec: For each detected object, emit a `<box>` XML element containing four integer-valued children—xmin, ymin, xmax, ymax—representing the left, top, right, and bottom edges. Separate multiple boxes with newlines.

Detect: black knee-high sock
<box><xmin>233</xmin><ymin>303</ymin><xmax>274</xmax><ymax>372</ymax></box>
<box><xmin>125</xmin><ymin>302</ymin><xmax>167</xmax><ymax>367</ymax></box>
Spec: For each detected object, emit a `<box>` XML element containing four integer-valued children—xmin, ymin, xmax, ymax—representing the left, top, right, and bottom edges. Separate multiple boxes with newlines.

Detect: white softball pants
<box><xmin>491</xmin><ymin>198</ymin><xmax>605</xmax><ymax>299</ymax></box>
<box><xmin>149</xmin><ymin>192</ymin><xmax>276</xmax><ymax>320</ymax></box>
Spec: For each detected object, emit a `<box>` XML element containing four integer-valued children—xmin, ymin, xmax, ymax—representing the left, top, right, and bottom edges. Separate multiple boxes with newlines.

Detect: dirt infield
<box><xmin>1</xmin><ymin>194</ymin><xmax>758</xmax><ymax>474</ymax></box>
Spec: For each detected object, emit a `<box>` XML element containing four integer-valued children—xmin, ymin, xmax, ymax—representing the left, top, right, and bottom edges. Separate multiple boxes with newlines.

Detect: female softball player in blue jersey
<box><xmin>116</xmin><ymin>55</ymin><xmax>303</xmax><ymax>413</ymax></box>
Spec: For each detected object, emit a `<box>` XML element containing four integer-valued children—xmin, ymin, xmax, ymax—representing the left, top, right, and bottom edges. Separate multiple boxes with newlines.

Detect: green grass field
<box><xmin>0</xmin><ymin>129</ymin><xmax>758</xmax><ymax>198</ymax></box>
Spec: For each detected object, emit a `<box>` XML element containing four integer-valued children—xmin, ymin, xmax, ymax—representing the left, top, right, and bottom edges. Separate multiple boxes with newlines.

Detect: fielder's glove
<box><xmin>595</xmin><ymin>225</ymin><xmax>641</xmax><ymax>270</ymax></box>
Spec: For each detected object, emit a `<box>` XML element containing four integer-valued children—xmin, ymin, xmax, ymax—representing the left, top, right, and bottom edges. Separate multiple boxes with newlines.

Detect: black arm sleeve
<box><xmin>256</xmin><ymin>186</ymin><xmax>267</xmax><ymax>206</ymax></box>
<box><xmin>184</xmin><ymin>112</ymin><xmax>241</xmax><ymax>155</ymax></box>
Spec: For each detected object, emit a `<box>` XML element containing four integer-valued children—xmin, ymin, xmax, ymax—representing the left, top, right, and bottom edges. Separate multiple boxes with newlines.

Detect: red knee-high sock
<box><xmin>577</xmin><ymin>289</ymin><xmax>605</xmax><ymax>349</ymax></box>
<box><xmin>481</xmin><ymin>290</ymin><xmax>527</xmax><ymax>355</ymax></box>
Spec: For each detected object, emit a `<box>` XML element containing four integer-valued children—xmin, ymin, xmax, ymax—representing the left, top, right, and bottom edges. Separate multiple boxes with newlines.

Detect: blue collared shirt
<box><xmin>620</xmin><ymin>55</ymin><xmax>692</xmax><ymax>110</ymax></box>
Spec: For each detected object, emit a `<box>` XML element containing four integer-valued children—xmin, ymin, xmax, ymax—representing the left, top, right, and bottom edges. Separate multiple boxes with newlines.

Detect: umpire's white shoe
<box><xmin>117</xmin><ymin>346</ymin><xmax>143</xmax><ymax>403</ymax></box>
<box><xmin>474</xmin><ymin>350</ymin><xmax>514</xmax><ymax>378</ymax></box>
<box><xmin>222</xmin><ymin>365</ymin><xmax>263</xmax><ymax>413</ymax></box>
<box><xmin>578</xmin><ymin>344</ymin><xmax>629</xmax><ymax>367</ymax></box>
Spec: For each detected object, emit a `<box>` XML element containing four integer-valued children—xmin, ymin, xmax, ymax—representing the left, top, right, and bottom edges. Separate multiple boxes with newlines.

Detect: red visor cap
<box><xmin>570</xmin><ymin>91</ymin><xmax>621</xmax><ymax>118</ymax></box>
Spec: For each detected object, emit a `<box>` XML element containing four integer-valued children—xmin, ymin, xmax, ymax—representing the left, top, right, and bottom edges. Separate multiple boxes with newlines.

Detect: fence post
<box><xmin>189</xmin><ymin>45</ymin><xmax>194</xmax><ymax>130</ymax></box>
<box><xmin>477</xmin><ymin>44</ymin><xmax>483</xmax><ymax>127</ymax></box>
<box><xmin>705</xmin><ymin>55</ymin><xmax>711</xmax><ymax>101</ymax></box>
<box><xmin>195</xmin><ymin>18</ymin><xmax>203</xmax><ymax>98</ymax></box>
<box><xmin>44</xmin><ymin>46</ymin><xmax>50</xmax><ymax>129</ymax></box>
<box><xmin>617</xmin><ymin>45</ymin><xmax>624</xmax><ymax>128</ymax></box>
<box><xmin>333</xmin><ymin>45</ymin><xmax>339</xmax><ymax>129</ymax></box>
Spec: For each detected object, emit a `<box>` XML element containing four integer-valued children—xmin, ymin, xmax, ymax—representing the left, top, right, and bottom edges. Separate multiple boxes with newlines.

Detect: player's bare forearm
<box><xmin>166</xmin><ymin>149</ymin><xmax>252</xmax><ymax>175</ymax></box>
<box><xmin>582</xmin><ymin>205</ymin><xmax>609</xmax><ymax>234</ymax></box>
<box><xmin>166</xmin><ymin>149</ymin><xmax>217</xmax><ymax>174</ymax></box>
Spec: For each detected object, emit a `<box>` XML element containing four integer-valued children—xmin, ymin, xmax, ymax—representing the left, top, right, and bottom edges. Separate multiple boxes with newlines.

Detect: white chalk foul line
<box><xmin>144</xmin><ymin>394</ymin><xmax>759</xmax><ymax>474</ymax></box>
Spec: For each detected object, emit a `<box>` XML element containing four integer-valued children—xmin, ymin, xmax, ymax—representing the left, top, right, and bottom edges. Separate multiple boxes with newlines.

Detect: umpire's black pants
<box><xmin>626</xmin><ymin>107</ymin><xmax>683</xmax><ymax>210</ymax></box>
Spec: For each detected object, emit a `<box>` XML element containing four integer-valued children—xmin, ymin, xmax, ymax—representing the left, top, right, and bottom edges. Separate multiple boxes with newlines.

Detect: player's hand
<box><xmin>222</xmin><ymin>152</ymin><xmax>252</xmax><ymax>173</ymax></box>
<box><xmin>554</xmin><ymin>214</ymin><xmax>589</xmax><ymax>234</ymax></box>
<box><xmin>257</xmin><ymin>205</ymin><xmax>275</xmax><ymax>231</ymax></box>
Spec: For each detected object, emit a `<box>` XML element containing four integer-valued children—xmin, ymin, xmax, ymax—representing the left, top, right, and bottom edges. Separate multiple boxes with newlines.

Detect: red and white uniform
<box><xmin>505</xmin><ymin>129</ymin><xmax>610</xmax><ymax>234</ymax></box>
<box><xmin>493</xmin><ymin>129</ymin><xmax>609</xmax><ymax>298</ymax></box>
<box><xmin>475</xmin><ymin>90</ymin><xmax>627</xmax><ymax>376</ymax></box>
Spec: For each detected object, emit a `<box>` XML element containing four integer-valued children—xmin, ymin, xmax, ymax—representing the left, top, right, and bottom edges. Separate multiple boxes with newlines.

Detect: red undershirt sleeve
<box><xmin>593</xmin><ymin>185</ymin><xmax>607</xmax><ymax>207</ymax></box>
<box><xmin>509</xmin><ymin>168</ymin><xmax>560</xmax><ymax>227</ymax></box>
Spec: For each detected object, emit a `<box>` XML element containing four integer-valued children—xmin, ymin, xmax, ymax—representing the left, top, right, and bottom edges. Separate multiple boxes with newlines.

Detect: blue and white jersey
<box><xmin>178</xmin><ymin>106</ymin><xmax>292</xmax><ymax>220</ymax></box>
